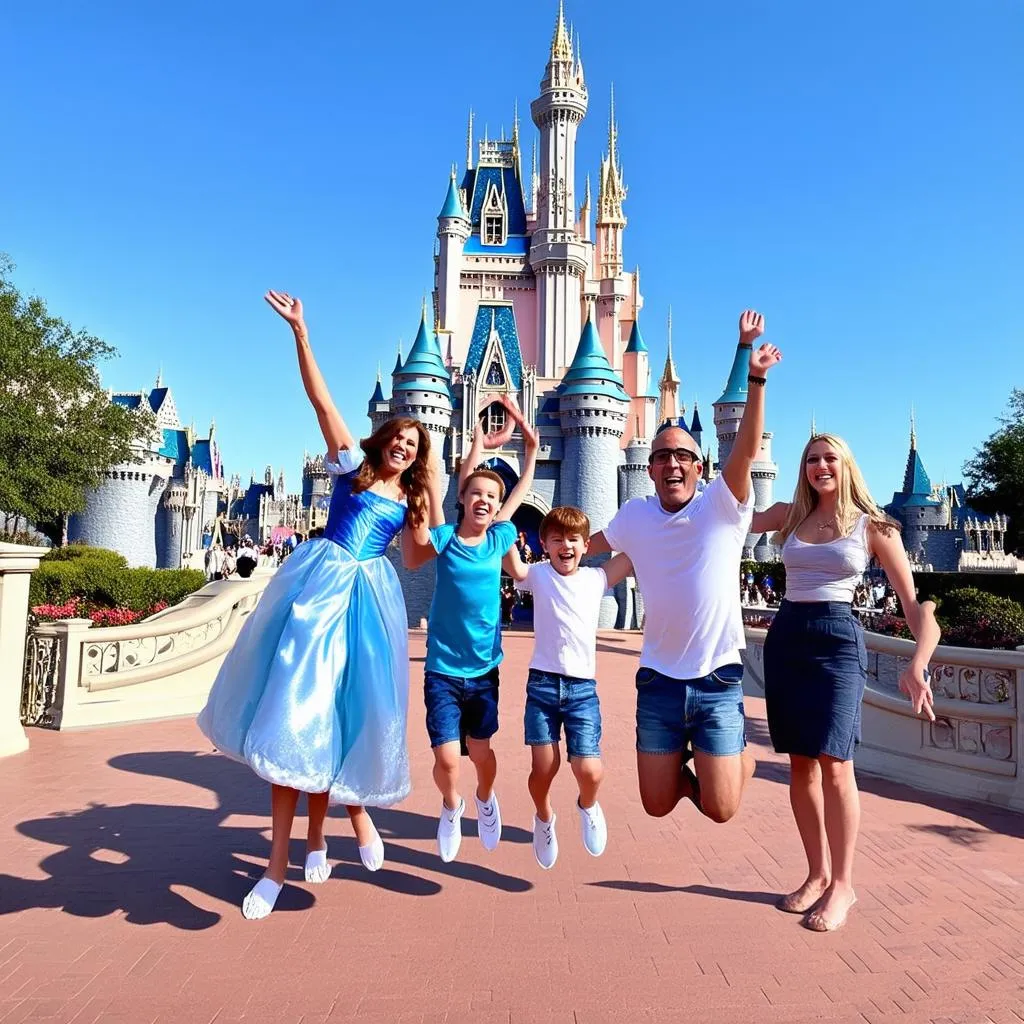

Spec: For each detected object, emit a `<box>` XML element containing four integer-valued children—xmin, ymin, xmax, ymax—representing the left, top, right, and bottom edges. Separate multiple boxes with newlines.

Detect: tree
<box><xmin>963</xmin><ymin>388</ymin><xmax>1024</xmax><ymax>556</ymax></box>
<box><xmin>0</xmin><ymin>255</ymin><xmax>153</xmax><ymax>544</ymax></box>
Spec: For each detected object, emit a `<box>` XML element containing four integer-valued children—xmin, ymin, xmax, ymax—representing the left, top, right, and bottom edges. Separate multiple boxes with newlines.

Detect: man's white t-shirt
<box><xmin>515</xmin><ymin>562</ymin><xmax>607</xmax><ymax>679</ymax></box>
<box><xmin>603</xmin><ymin>474</ymin><xmax>753</xmax><ymax>680</ymax></box>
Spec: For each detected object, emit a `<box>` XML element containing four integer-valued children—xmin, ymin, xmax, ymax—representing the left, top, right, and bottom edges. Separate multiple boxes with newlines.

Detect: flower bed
<box><xmin>31</xmin><ymin>597</ymin><xmax>169</xmax><ymax>626</ymax></box>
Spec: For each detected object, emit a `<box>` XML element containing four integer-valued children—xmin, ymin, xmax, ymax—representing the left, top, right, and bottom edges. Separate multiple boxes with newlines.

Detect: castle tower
<box><xmin>159</xmin><ymin>481</ymin><xmax>188</xmax><ymax>568</ymax></box>
<box><xmin>657</xmin><ymin>309</ymin><xmax>685</xmax><ymax>429</ymax></box>
<box><xmin>617</xmin><ymin>417</ymin><xmax>654</xmax><ymax>628</ymax></box>
<box><xmin>594</xmin><ymin>86</ymin><xmax>630</xmax><ymax>366</ymax></box>
<box><xmin>390</xmin><ymin>306</ymin><xmax>454</xmax><ymax>453</ymax></box>
<box><xmin>690</xmin><ymin>401</ymin><xmax>703</xmax><ymax>451</ymax></box>
<box><xmin>529</xmin><ymin>1</ymin><xmax>590</xmax><ymax>378</ymax></box>
<box><xmin>622</xmin><ymin>311</ymin><xmax>658</xmax><ymax>445</ymax></box>
<box><xmin>712</xmin><ymin>332</ymin><xmax>777</xmax><ymax>559</ymax></box>
<box><xmin>367</xmin><ymin>367</ymin><xmax>391</xmax><ymax>433</ymax></box>
<box><xmin>69</xmin><ymin>448</ymin><xmax>172</xmax><ymax>567</ymax></box>
<box><xmin>559</xmin><ymin>315</ymin><xmax>629</xmax><ymax>626</ymax></box>
<box><xmin>436</xmin><ymin>168</ymin><xmax>471</xmax><ymax>337</ymax></box>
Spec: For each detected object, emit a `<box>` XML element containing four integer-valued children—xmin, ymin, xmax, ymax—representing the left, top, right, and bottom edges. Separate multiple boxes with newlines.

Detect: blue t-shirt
<box><xmin>426</xmin><ymin>520</ymin><xmax>518</xmax><ymax>677</ymax></box>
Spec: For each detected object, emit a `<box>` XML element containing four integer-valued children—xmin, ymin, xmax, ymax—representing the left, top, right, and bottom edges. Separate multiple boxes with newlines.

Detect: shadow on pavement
<box><xmin>588</xmin><ymin>880</ymin><xmax>778</xmax><ymax>905</ymax></box>
<box><xmin>0</xmin><ymin>749</ymin><xmax>532</xmax><ymax>931</ymax></box>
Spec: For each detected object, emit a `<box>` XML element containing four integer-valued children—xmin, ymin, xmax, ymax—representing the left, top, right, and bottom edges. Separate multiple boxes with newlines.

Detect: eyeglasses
<box><xmin>649</xmin><ymin>448</ymin><xmax>699</xmax><ymax>467</ymax></box>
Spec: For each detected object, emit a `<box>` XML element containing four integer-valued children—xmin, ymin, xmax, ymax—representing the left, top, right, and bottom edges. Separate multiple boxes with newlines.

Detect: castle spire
<box><xmin>466</xmin><ymin>109</ymin><xmax>474</xmax><ymax>170</ymax></box>
<box><xmin>155</xmin><ymin>365</ymin><xmax>163</xmax><ymax>388</ymax></box>
<box><xmin>392</xmin><ymin>340</ymin><xmax>404</xmax><ymax>377</ymax></box>
<box><xmin>550</xmin><ymin>0</ymin><xmax>573</xmax><ymax>63</ymax></box>
<box><xmin>910</xmin><ymin>406</ymin><xmax>917</xmax><ymax>449</ymax></box>
<box><xmin>811</xmin><ymin>411</ymin><xmax>817</xmax><ymax>436</ymax></box>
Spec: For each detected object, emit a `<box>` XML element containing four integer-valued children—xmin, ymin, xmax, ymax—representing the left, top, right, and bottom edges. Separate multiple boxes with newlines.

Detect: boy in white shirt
<box><xmin>504</xmin><ymin>506</ymin><xmax>633</xmax><ymax>869</ymax></box>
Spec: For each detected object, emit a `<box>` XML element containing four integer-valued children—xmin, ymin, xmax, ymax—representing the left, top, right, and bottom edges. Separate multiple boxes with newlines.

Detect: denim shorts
<box><xmin>424</xmin><ymin>668</ymin><xmax>500</xmax><ymax>750</ymax></box>
<box><xmin>635</xmin><ymin>663</ymin><xmax>746</xmax><ymax>757</ymax></box>
<box><xmin>524</xmin><ymin>669</ymin><xmax>602</xmax><ymax>759</ymax></box>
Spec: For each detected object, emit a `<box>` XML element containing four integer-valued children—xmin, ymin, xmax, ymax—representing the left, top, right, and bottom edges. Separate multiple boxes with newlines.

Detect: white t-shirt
<box><xmin>515</xmin><ymin>562</ymin><xmax>608</xmax><ymax>679</ymax></box>
<box><xmin>603</xmin><ymin>474</ymin><xmax>753</xmax><ymax>679</ymax></box>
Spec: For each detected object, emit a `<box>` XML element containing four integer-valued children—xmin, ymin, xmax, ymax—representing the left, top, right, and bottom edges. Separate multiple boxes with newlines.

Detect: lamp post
<box><xmin>182</xmin><ymin>503</ymin><xmax>196</xmax><ymax>568</ymax></box>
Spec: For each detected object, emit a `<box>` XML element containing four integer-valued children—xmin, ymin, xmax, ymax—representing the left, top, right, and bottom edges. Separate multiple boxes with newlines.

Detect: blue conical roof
<box><xmin>369</xmin><ymin>378</ymin><xmax>385</xmax><ymax>404</ymax></box>
<box><xmin>560</xmin><ymin>318</ymin><xmax>629</xmax><ymax>400</ymax></box>
<box><xmin>392</xmin><ymin>347</ymin><xmax>403</xmax><ymax>376</ymax></box>
<box><xmin>624</xmin><ymin>318</ymin><xmax>647</xmax><ymax>354</ymax></box>
<box><xmin>438</xmin><ymin>173</ymin><xmax>465</xmax><ymax>220</ymax></box>
<box><xmin>393</xmin><ymin>311</ymin><xmax>450</xmax><ymax>399</ymax></box>
<box><xmin>715</xmin><ymin>344</ymin><xmax>750</xmax><ymax>405</ymax></box>
<box><xmin>690</xmin><ymin>402</ymin><xmax>703</xmax><ymax>433</ymax></box>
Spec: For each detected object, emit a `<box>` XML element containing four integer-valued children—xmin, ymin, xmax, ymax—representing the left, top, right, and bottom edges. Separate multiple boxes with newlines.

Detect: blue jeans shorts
<box><xmin>424</xmin><ymin>668</ymin><xmax>500</xmax><ymax>751</ymax></box>
<box><xmin>635</xmin><ymin>663</ymin><xmax>746</xmax><ymax>757</ymax></box>
<box><xmin>524</xmin><ymin>669</ymin><xmax>602</xmax><ymax>759</ymax></box>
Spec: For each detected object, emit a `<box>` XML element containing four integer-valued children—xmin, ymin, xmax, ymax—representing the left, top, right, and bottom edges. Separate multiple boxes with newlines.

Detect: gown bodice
<box><xmin>323</xmin><ymin>470</ymin><xmax>407</xmax><ymax>560</ymax></box>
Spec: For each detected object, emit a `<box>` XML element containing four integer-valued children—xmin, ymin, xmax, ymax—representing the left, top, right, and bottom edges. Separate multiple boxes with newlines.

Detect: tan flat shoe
<box><xmin>776</xmin><ymin>885</ymin><xmax>828</xmax><ymax>914</ymax></box>
<box><xmin>803</xmin><ymin>894</ymin><xmax>857</xmax><ymax>932</ymax></box>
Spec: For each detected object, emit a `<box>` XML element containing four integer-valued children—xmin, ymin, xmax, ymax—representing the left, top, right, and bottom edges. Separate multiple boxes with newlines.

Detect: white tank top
<box><xmin>782</xmin><ymin>513</ymin><xmax>870</xmax><ymax>603</ymax></box>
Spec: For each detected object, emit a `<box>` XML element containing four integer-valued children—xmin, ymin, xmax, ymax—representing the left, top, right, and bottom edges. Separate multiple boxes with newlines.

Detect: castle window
<box><xmin>486</xmin><ymin>359</ymin><xmax>506</xmax><ymax>386</ymax></box>
<box><xmin>479</xmin><ymin>401</ymin><xmax>507</xmax><ymax>437</ymax></box>
<box><xmin>484</xmin><ymin>215</ymin><xmax>504</xmax><ymax>246</ymax></box>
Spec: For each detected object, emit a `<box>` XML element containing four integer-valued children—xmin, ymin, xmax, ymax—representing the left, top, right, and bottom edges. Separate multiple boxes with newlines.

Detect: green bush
<box><xmin>937</xmin><ymin>587</ymin><xmax>1024</xmax><ymax>650</ymax></box>
<box><xmin>29</xmin><ymin>545</ymin><xmax>206</xmax><ymax>613</ymax></box>
<box><xmin>740</xmin><ymin>559</ymin><xmax>786</xmax><ymax>594</ymax></box>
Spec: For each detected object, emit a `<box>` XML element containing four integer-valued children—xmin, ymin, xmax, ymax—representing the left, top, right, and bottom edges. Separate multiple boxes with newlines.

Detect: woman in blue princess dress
<box><xmin>199</xmin><ymin>289</ymin><xmax>438</xmax><ymax>919</ymax></box>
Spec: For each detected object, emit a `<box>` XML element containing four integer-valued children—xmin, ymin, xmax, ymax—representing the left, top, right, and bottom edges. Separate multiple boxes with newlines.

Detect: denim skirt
<box><xmin>762</xmin><ymin>600</ymin><xmax>867</xmax><ymax>761</ymax></box>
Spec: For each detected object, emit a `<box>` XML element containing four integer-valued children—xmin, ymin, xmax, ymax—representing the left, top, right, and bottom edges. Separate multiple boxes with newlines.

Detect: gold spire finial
<box><xmin>550</xmin><ymin>0</ymin><xmax>573</xmax><ymax>62</ymax></box>
<box><xmin>910</xmin><ymin>406</ymin><xmax>917</xmax><ymax>449</ymax></box>
<box><xmin>810</xmin><ymin>411</ymin><xmax>817</xmax><ymax>437</ymax></box>
<box><xmin>608</xmin><ymin>83</ymin><xmax>618</xmax><ymax>170</ymax></box>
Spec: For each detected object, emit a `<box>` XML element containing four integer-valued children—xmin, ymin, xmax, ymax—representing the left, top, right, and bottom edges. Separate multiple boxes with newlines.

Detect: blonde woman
<box><xmin>751</xmin><ymin>434</ymin><xmax>940</xmax><ymax>932</ymax></box>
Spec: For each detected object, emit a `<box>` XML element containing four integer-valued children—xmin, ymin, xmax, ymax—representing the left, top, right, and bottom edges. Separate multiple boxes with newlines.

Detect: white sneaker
<box><xmin>533</xmin><ymin>813</ymin><xmax>558</xmax><ymax>870</ymax></box>
<box><xmin>474</xmin><ymin>791</ymin><xmax>502</xmax><ymax>851</ymax></box>
<box><xmin>437</xmin><ymin>798</ymin><xmax>464</xmax><ymax>862</ymax></box>
<box><xmin>577</xmin><ymin>800</ymin><xmax>607</xmax><ymax>857</ymax></box>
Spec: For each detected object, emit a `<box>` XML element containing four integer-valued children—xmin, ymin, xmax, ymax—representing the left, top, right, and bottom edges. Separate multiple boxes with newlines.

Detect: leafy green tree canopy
<box><xmin>0</xmin><ymin>255</ymin><xmax>153</xmax><ymax>540</ymax></box>
<box><xmin>963</xmin><ymin>388</ymin><xmax>1024</xmax><ymax>555</ymax></box>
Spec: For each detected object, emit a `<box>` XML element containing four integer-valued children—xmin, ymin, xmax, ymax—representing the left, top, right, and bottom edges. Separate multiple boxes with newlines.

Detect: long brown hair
<box><xmin>351</xmin><ymin>417</ymin><xmax>432</xmax><ymax>527</ymax></box>
<box><xmin>776</xmin><ymin>433</ymin><xmax>899</xmax><ymax>545</ymax></box>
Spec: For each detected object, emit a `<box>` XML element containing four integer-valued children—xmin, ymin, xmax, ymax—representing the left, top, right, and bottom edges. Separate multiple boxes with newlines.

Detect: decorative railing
<box><xmin>741</xmin><ymin>612</ymin><xmax>1024</xmax><ymax>811</ymax></box>
<box><xmin>20</xmin><ymin>574</ymin><xmax>271</xmax><ymax>729</ymax></box>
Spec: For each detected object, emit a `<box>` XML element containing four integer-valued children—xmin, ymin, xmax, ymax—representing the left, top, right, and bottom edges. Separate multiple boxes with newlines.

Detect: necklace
<box><xmin>816</xmin><ymin>518</ymin><xmax>838</xmax><ymax>532</ymax></box>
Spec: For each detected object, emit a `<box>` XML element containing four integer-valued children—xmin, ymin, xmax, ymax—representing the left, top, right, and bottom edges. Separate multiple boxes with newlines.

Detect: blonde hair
<box><xmin>775</xmin><ymin>433</ymin><xmax>899</xmax><ymax>545</ymax></box>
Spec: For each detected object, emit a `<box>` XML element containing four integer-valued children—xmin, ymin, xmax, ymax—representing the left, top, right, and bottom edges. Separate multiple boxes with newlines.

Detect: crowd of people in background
<box><xmin>741</xmin><ymin>568</ymin><xmax>899</xmax><ymax>614</ymax></box>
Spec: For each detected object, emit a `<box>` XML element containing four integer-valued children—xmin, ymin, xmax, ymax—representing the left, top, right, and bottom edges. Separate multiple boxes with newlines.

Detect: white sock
<box><xmin>304</xmin><ymin>843</ymin><xmax>330</xmax><ymax>884</ymax></box>
<box><xmin>359</xmin><ymin>823</ymin><xmax>385</xmax><ymax>872</ymax></box>
<box><xmin>242</xmin><ymin>877</ymin><xmax>283</xmax><ymax>920</ymax></box>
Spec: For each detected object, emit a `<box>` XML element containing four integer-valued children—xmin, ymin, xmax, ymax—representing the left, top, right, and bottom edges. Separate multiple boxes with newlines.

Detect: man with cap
<box><xmin>588</xmin><ymin>310</ymin><xmax>782</xmax><ymax>824</ymax></box>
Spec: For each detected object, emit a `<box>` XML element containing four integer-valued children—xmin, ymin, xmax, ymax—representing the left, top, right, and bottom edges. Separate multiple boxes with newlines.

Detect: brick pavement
<box><xmin>1</xmin><ymin>630</ymin><xmax>1022</xmax><ymax>1024</ymax></box>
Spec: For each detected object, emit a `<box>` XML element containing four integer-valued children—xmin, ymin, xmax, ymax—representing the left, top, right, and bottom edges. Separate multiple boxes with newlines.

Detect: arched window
<box><xmin>486</xmin><ymin>359</ymin><xmax>506</xmax><ymax>386</ymax></box>
<box><xmin>479</xmin><ymin>401</ymin><xmax>507</xmax><ymax>437</ymax></box>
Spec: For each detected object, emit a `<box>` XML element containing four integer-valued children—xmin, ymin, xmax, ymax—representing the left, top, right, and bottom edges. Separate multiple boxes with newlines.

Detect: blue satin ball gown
<box><xmin>198</xmin><ymin>449</ymin><xmax>411</xmax><ymax>806</ymax></box>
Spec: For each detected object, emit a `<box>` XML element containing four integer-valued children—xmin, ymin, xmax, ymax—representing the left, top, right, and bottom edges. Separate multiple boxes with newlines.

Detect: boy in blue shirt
<box><xmin>407</xmin><ymin>396</ymin><xmax>539</xmax><ymax>861</ymax></box>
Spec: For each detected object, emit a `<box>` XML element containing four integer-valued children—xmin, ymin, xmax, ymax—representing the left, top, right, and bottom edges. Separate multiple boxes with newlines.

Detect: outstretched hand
<box><xmin>749</xmin><ymin>342</ymin><xmax>782</xmax><ymax>375</ymax></box>
<box><xmin>265</xmin><ymin>290</ymin><xmax>305</xmax><ymax>331</ymax></box>
<box><xmin>739</xmin><ymin>309</ymin><xmax>765</xmax><ymax>346</ymax></box>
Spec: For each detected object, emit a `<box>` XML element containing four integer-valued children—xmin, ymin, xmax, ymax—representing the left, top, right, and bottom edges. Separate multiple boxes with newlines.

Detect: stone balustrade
<box><xmin>742</xmin><ymin>609</ymin><xmax>1024</xmax><ymax>812</ymax></box>
<box><xmin>21</xmin><ymin>572</ymin><xmax>273</xmax><ymax>731</ymax></box>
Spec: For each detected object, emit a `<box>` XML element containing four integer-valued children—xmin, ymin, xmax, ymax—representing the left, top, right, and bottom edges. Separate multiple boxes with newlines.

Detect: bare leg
<box><xmin>636</xmin><ymin>751</ymin><xmax>687</xmax><ymax>817</ymax></box>
<box><xmin>307</xmin><ymin>791</ymin><xmax>329</xmax><ymax>852</ymax></box>
<box><xmin>806</xmin><ymin>755</ymin><xmax>859</xmax><ymax>931</ymax></box>
<box><xmin>466</xmin><ymin>737</ymin><xmax>497</xmax><ymax>802</ymax></box>
<box><xmin>570</xmin><ymin>756</ymin><xmax>603</xmax><ymax>809</ymax></box>
<box><xmin>690</xmin><ymin>748</ymin><xmax>756</xmax><ymax>823</ymax></box>
<box><xmin>529</xmin><ymin>744</ymin><xmax>561</xmax><ymax>821</ymax></box>
<box><xmin>345</xmin><ymin>804</ymin><xmax>375</xmax><ymax>847</ymax></box>
<box><xmin>777</xmin><ymin>755</ymin><xmax>830</xmax><ymax>912</ymax></box>
<box><xmin>431</xmin><ymin>742</ymin><xmax>461</xmax><ymax>809</ymax></box>
<box><xmin>266</xmin><ymin>784</ymin><xmax>301</xmax><ymax>884</ymax></box>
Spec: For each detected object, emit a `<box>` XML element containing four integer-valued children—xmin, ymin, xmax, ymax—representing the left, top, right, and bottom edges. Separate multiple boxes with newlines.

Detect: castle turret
<box><xmin>367</xmin><ymin>366</ymin><xmax>391</xmax><ymax>433</ymax></box>
<box><xmin>559</xmin><ymin>315</ymin><xmax>629</xmax><ymax>626</ymax></box>
<box><xmin>617</xmin><ymin>416</ymin><xmax>654</xmax><ymax>628</ymax></box>
<box><xmin>436</xmin><ymin>168</ymin><xmax>471</xmax><ymax>337</ymax></box>
<box><xmin>390</xmin><ymin>306</ymin><xmax>454</xmax><ymax>452</ymax></box>
<box><xmin>712</xmin><ymin>331</ymin><xmax>777</xmax><ymax>559</ymax></box>
<box><xmin>530</xmin><ymin>1</ymin><xmax>590</xmax><ymax>378</ymax></box>
<box><xmin>657</xmin><ymin>309</ymin><xmax>685</xmax><ymax>430</ymax></box>
<box><xmin>690</xmin><ymin>401</ymin><xmax>704</xmax><ymax>451</ymax></box>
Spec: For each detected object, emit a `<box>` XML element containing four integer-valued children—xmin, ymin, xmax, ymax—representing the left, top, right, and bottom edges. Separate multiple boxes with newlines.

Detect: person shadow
<box><xmin>0</xmin><ymin>749</ymin><xmax>533</xmax><ymax>931</ymax></box>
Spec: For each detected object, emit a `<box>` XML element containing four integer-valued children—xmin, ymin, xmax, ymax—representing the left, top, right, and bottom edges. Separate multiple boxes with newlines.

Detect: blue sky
<box><xmin>2</xmin><ymin>1</ymin><xmax>1021</xmax><ymax>502</ymax></box>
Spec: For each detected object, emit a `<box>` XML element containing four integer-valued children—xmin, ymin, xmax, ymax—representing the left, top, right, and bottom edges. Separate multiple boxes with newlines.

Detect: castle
<box><xmin>68</xmin><ymin>375</ymin><xmax>225</xmax><ymax>568</ymax></box>
<box><xmin>366</xmin><ymin>4</ymin><xmax>778</xmax><ymax>627</ymax></box>
<box><xmin>885</xmin><ymin>416</ymin><xmax>1015</xmax><ymax>573</ymax></box>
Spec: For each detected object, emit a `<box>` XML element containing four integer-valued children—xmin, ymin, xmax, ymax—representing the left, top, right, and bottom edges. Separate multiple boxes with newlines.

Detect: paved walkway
<box><xmin>1</xmin><ymin>631</ymin><xmax>1023</xmax><ymax>1024</ymax></box>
